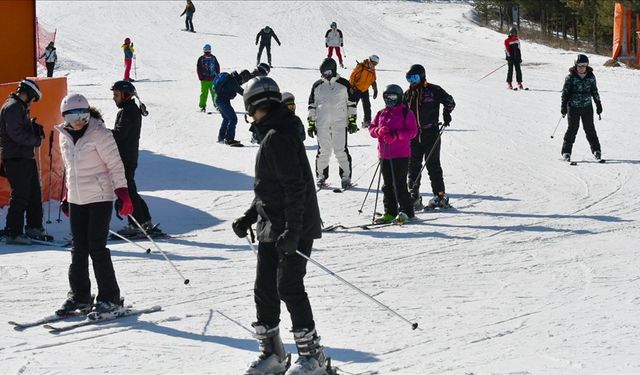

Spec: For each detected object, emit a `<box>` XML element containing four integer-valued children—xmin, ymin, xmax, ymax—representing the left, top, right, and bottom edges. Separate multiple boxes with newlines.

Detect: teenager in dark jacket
<box><xmin>196</xmin><ymin>43</ymin><xmax>220</xmax><ymax>112</ymax></box>
<box><xmin>0</xmin><ymin>79</ymin><xmax>46</xmax><ymax>244</ymax></box>
<box><xmin>404</xmin><ymin>64</ymin><xmax>455</xmax><ymax>211</ymax></box>
<box><xmin>560</xmin><ymin>54</ymin><xmax>603</xmax><ymax>161</ymax></box>
<box><xmin>255</xmin><ymin>26</ymin><xmax>281</xmax><ymax>67</ymax></box>
<box><xmin>232</xmin><ymin>77</ymin><xmax>326</xmax><ymax>375</ymax></box>
<box><xmin>110</xmin><ymin>80</ymin><xmax>158</xmax><ymax>236</ymax></box>
<box><xmin>214</xmin><ymin>69</ymin><xmax>253</xmax><ymax>146</ymax></box>
<box><xmin>180</xmin><ymin>0</ymin><xmax>196</xmax><ymax>32</ymax></box>
<box><xmin>504</xmin><ymin>27</ymin><xmax>524</xmax><ymax>90</ymax></box>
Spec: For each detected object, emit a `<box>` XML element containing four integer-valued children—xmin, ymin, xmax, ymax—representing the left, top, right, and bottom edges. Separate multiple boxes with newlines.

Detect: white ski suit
<box><xmin>308</xmin><ymin>75</ymin><xmax>357</xmax><ymax>180</ymax></box>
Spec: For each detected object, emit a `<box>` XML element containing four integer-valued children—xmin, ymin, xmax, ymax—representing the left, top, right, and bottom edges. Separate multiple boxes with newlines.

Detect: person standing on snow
<box><xmin>404</xmin><ymin>64</ymin><xmax>455</xmax><ymax>211</ymax></box>
<box><xmin>560</xmin><ymin>54</ymin><xmax>603</xmax><ymax>162</ymax></box>
<box><xmin>121</xmin><ymin>37</ymin><xmax>135</xmax><ymax>82</ymax></box>
<box><xmin>232</xmin><ymin>76</ymin><xmax>327</xmax><ymax>375</ymax></box>
<box><xmin>110</xmin><ymin>81</ymin><xmax>159</xmax><ymax>237</ymax></box>
<box><xmin>307</xmin><ymin>57</ymin><xmax>358</xmax><ymax>190</ymax></box>
<box><xmin>55</xmin><ymin>93</ymin><xmax>133</xmax><ymax>316</ymax></box>
<box><xmin>180</xmin><ymin>0</ymin><xmax>196</xmax><ymax>33</ymax></box>
<box><xmin>255</xmin><ymin>26</ymin><xmax>281</xmax><ymax>67</ymax></box>
<box><xmin>40</xmin><ymin>41</ymin><xmax>58</xmax><ymax>78</ymax></box>
<box><xmin>349</xmin><ymin>54</ymin><xmax>379</xmax><ymax>128</ymax></box>
<box><xmin>197</xmin><ymin>43</ymin><xmax>220</xmax><ymax>112</ymax></box>
<box><xmin>213</xmin><ymin>69</ymin><xmax>254</xmax><ymax>146</ymax></box>
<box><xmin>0</xmin><ymin>79</ymin><xmax>47</xmax><ymax>245</ymax></box>
<box><xmin>369</xmin><ymin>84</ymin><xmax>418</xmax><ymax>224</ymax></box>
<box><xmin>504</xmin><ymin>27</ymin><xmax>524</xmax><ymax>90</ymax></box>
<box><xmin>325</xmin><ymin>21</ymin><xmax>344</xmax><ymax>69</ymax></box>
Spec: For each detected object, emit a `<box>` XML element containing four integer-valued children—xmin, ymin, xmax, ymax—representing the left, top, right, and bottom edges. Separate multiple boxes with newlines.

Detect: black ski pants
<box><xmin>506</xmin><ymin>61</ymin><xmax>522</xmax><ymax>83</ymax></box>
<box><xmin>185</xmin><ymin>15</ymin><xmax>194</xmax><ymax>32</ymax></box>
<box><xmin>254</xmin><ymin>239</ymin><xmax>315</xmax><ymax>331</ymax></box>
<box><xmin>2</xmin><ymin>158</ymin><xmax>42</xmax><ymax>236</ymax></box>
<box><xmin>68</xmin><ymin>201</ymin><xmax>120</xmax><ymax>304</ymax></box>
<box><xmin>257</xmin><ymin>43</ymin><xmax>272</xmax><ymax>65</ymax></box>
<box><xmin>381</xmin><ymin>157</ymin><xmax>414</xmax><ymax>217</ymax></box>
<box><xmin>353</xmin><ymin>89</ymin><xmax>372</xmax><ymax>124</ymax></box>
<box><xmin>408</xmin><ymin>130</ymin><xmax>445</xmax><ymax>198</ymax></box>
<box><xmin>562</xmin><ymin>106</ymin><xmax>601</xmax><ymax>155</ymax></box>
<box><xmin>123</xmin><ymin>165</ymin><xmax>151</xmax><ymax>226</ymax></box>
<box><xmin>46</xmin><ymin>62</ymin><xmax>55</xmax><ymax>77</ymax></box>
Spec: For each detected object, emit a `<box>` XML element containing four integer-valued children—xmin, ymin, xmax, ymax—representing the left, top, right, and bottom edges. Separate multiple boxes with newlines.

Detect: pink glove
<box><xmin>114</xmin><ymin>187</ymin><xmax>134</xmax><ymax>217</ymax></box>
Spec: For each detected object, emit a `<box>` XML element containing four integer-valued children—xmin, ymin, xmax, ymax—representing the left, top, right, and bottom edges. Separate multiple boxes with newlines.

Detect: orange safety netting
<box><xmin>36</xmin><ymin>17</ymin><xmax>56</xmax><ymax>67</ymax></box>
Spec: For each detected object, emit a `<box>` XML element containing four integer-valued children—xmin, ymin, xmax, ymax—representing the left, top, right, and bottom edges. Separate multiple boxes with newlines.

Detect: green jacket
<box><xmin>561</xmin><ymin>66</ymin><xmax>601</xmax><ymax>110</ymax></box>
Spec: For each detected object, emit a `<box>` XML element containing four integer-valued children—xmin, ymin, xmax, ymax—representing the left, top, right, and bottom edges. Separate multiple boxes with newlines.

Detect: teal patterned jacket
<box><xmin>561</xmin><ymin>66</ymin><xmax>601</xmax><ymax>110</ymax></box>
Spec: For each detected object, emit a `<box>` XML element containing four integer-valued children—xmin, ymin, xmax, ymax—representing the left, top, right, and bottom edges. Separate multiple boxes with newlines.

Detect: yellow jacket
<box><xmin>349</xmin><ymin>59</ymin><xmax>377</xmax><ymax>92</ymax></box>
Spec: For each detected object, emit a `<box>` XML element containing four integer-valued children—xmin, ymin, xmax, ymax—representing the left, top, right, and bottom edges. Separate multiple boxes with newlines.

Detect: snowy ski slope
<box><xmin>2</xmin><ymin>1</ymin><xmax>640</xmax><ymax>374</ymax></box>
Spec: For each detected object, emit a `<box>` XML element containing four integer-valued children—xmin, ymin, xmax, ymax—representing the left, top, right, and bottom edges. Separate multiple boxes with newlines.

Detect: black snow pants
<box><xmin>407</xmin><ymin>129</ymin><xmax>445</xmax><ymax>199</ymax></box>
<box><xmin>123</xmin><ymin>165</ymin><xmax>151</xmax><ymax>226</ymax></box>
<box><xmin>562</xmin><ymin>106</ymin><xmax>601</xmax><ymax>155</ymax></box>
<box><xmin>257</xmin><ymin>43</ymin><xmax>272</xmax><ymax>65</ymax></box>
<box><xmin>381</xmin><ymin>157</ymin><xmax>414</xmax><ymax>217</ymax></box>
<box><xmin>2</xmin><ymin>158</ymin><xmax>42</xmax><ymax>236</ymax></box>
<box><xmin>353</xmin><ymin>89</ymin><xmax>372</xmax><ymax>124</ymax></box>
<box><xmin>185</xmin><ymin>15</ymin><xmax>194</xmax><ymax>32</ymax></box>
<box><xmin>506</xmin><ymin>60</ymin><xmax>522</xmax><ymax>83</ymax></box>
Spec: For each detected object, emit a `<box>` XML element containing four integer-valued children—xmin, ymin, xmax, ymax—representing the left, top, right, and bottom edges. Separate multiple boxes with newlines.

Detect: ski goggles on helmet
<box><xmin>383</xmin><ymin>94</ymin><xmax>400</xmax><ymax>107</ymax></box>
<box><xmin>322</xmin><ymin>69</ymin><xmax>333</xmax><ymax>79</ymax></box>
<box><xmin>63</xmin><ymin>108</ymin><xmax>90</xmax><ymax>124</ymax></box>
<box><xmin>576</xmin><ymin>63</ymin><xmax>588</xmax><ymax>67</ymax></box>
<box><xmin>406</xmin><ymin>74</ymin><xmax>421</xmax><ymax>84</ymax></box>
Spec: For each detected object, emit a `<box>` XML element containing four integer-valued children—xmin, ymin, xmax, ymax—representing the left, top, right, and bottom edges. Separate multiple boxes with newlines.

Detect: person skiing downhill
<box><xmin>40</xmin><ymin>41</ymin><xmax>58</xmax><ymax>78</ymax></box>
<box><xmin>180</xmin><ymin>0</ymin><xmax>196</xmax><ymax>32</ymax></box>
<box><xmin>404</xmin><ymin>64</ymin><xmax>456</xmax><ymax>211</ymax></box>
<box><xmin>325</xmin><ymin>22</ymin><xmax>344</xmax><ymax>68</ymax></box>
<box><xmin>0</xmin><ymin>79</ymin><xmax>47</xmax><ymax>245</ymax></box>
<box><xmin>197</xmin><ymin>43</ymin><xmax>220</xmax><ymax>112</ymax></box>
<box><xmin>232</xmin><ymin>76</ymin><xmax>327</xmax><ymax>375</ymax></box>
<box><xmin>560</xmin><ymin>54</ymin><xmax>603</xmax><ymax>162</ymax></box>
<box><xmin>307</xmin><ymin>57</ymin><xmax>358</xmax><ymax>190</ymax></box>
<box><xmin>349</xmin><ymin>54</ymin><xmax>379</xmax><ymax>128</ymax></box>
<box><xmin>255</xmin><ymin>26</ymin><xmax>281</xmax><ymax>67</ymax></box>
<box><xmin>55</xmin><ymin>93</ymin><xmax>133</xmax><ymax>316</ymax></box>
<box><xmin>369</xmin><ymin>84</ymin><xmax>418</xmax><ymax>224</ymax></box>
<box><xmin>504</xmin><ymin>27</ymin><xmax>524</xmax><ymax>90</ymax></box>
<box><xmin>121</xmin><ymin>37</ymin><xmax>135</xmax><ymax>82</ymax></box>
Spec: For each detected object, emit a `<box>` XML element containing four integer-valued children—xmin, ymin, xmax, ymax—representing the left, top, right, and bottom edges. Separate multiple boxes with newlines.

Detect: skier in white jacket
<box><xmin>307</xmin><ymin>57</ymin><xmax>358</xmax><ymax>189</ymax></box>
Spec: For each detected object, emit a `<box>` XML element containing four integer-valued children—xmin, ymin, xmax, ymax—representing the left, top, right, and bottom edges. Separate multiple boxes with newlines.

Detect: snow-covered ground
<box><xmin>2</xmin><ymin>1</ymin><xmax>640</xmax><ymax>374</ymax></box>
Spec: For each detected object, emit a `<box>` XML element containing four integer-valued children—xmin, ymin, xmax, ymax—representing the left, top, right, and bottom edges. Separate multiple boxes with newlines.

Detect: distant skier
<box><xmin>282</xmin><ymin>91</ymin><xmax>305</xmax><ymax>141</ymax></box>
<box><xmin>560</xmin><ymin>54</ymin><xmax>603</xmax><ymax>162</ymax></box>
<box><xmin>255</xmin><ymin>26</ymin><xmax>281</xmax><ymax>67</ymax></box>
<box><xmin>233</xmin><ymin>76</ymin><xmax>327</xmax><ymax>375</ymax></box>
<box><xmin>307</xmin><ymin>57</ymin><xmax>358</xmax><ymax>189</ymax></box>
<box><xmin>504</xmin><ymin>27</ymin><xmax>524</xmax><ymax>90</ymax></box>
<box><xmin>325</xmin><ymin>21</ymin><xmax>344</xmax><ymax>68</ymax></box>
<box><xmin>197</xmin><ymin>44</ymin><xmax>220</xmax><ymax>112</ymax></box>
<box><xmin>180</xmin><ymin>0</ymin><xmax>196</xmax><ymax>32</ymax></box>
<box><xmin>213</xmin><ymin>69</ymin><xmax>254</xmax><ymax>146</ymax></box>
<box><xmin>404</xmin><ymin>64</ymin><xmax>455</xmax><ymax>211</ymax></box>
<box><xmin>349</xmin><ymin>54</ymin><xmax>379</xmax><ymax>128</ymax></box>
<box><xmin>121</xmin><ymin>37</ymin><xmax>135</xmax><ymax>82</ymax></box>
<box><xmin>369</xmin><ymin>84</ymin><xmax>418</xmax><ymax>224</ymax></box>
<box><xmin>40</xmin><ymin>41</ymin><xmax>58</xmax><ymax>78</ymax></box>
<box><xmin>56</xmin><ymin>93</ymin><xmax>133</xmax><ymax>316</ymax></box>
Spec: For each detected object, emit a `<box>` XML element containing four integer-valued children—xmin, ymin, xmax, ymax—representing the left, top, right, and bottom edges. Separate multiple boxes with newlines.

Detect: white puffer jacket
<box><xmin>57</xmin><ymin>116</ymin><xmax>127</xmax><ymax>205</ymax></box>
<box><xmin>308</xmin><ymin>75</ymin><xmax>357</xmax><ymax>129</ymax></box>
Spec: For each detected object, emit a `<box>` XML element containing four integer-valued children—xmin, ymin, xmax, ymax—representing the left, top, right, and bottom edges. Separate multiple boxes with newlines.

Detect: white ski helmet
<box><xmin>60</xmin><ymin>93</ymin><xmax>89</xmax><ymax>114</ymax></box>
<box><xmin>369</xmin><ymin>55</ymin><xmax>380</xmax><ymax>64</ymax></box>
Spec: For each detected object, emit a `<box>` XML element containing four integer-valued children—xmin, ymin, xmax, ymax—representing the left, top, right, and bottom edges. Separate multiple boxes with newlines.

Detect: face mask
<box><xmin>63</xmin><ymin>109</ymin><xmax>90</xmax><ymax>124</ymax></box>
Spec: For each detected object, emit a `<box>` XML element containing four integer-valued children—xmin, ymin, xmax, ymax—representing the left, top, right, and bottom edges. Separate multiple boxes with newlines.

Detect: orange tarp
<box><xmin>0</xmin><ymin>0</ymin><xmax>36</xmax><ymax>83</ymax></box>
<box><xmin>613</xmin><ymin>3</ymin><xmax>624</xmax><ymax>60</ymax></box>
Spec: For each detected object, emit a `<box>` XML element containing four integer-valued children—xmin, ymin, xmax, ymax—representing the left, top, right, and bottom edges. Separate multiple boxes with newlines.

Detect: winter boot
<box><xmin>507</xmin><ymin>82</ymin><xmax>513</xmax><ymax>90</ymax></box>
<box><xmin>562</xmin><ymin>153</ymin><xmax>571</xmax><ymax>162</ymax></box>
<box><xmin>374</xmin><ymin>213</ymin><xmax>395</xmax><ymax>224</ymax></box>
<box><xmin>25</xmin><ymin>227</ymin><xmax>53</xmax><ymax>241</ymax></box>
<box><xmin>5</xmin><ymin>233</ymin><xmax>32</xmax><ymax>245</ymax></box>
<box><xmin>55</xmin><ymin>295</ymin><xmax>94</xmax><ymax>316</ymax></box>
<box><xmin>593</xmin><ymin>150</ymin><xmax>602</xmax><ymax>161</ymax></box>
<box><xmin>341</xmin><ymin>176</ymin><xmax>352</xmax><ymax>190</ymax></box>
<box><xmin>245</xmin><ymin>323</ymin><xmax>291</xmax><ymax>375</ymax></box>
<box><xmin>286</xmin><ymin>328</ymin><xmax>327</xmax><ymax>375</ymax></box>
<box><xmin>316</xmin><ymin>177</ymin><xmax>327</xmax><ymax>189</ymax></box>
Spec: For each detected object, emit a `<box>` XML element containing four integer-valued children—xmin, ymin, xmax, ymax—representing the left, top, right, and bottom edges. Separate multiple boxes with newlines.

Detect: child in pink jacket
<box><xmin>369</xmin><ymin>84</ymin><xmax>418</xmax><ymax>224</ymax></box>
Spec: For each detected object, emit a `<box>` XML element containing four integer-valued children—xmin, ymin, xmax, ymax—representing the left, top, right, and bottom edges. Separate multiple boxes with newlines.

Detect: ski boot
<box><xmin>141</xmin><ymin>221</ymin><xmax>163</xmax><ymax>236</ymax></box>
<box><xmin>225</xmin><ymin>139</ymin><xmax>244</xmax><ymax>147</ymax></box>
<box><xmin>507</xmin><ymin>82</ymin><xmax>513</xmax><ymax>90</ymax></box>
<box><xmin>316</xmin><ymin>177</ymin><xmax>328</xmax><ymax>189</ymax></box>
<box><xmin>55</xmin><ymin>295</ymin><xmax>94</xmax><ymax>316</ymax></box>
<box><xmin>425</xmin><ymin>193</ymin><xmax>450</xmax><ymax>211</ymax></box>
<box><xmin>88</xmin><ymin>298</ymin><xmax>125</xmax><ymax>320</ymax></box>
<box><xmin>25</xmin><ymin>227</ymin><xmax>53</xmax><ymax>241</ymax></box>
<box><xmin>5</xmin><ymin>233</ymin><xmax>32</xmax><ymax>245</ymax></box>
<box><xmin>394</xmin><ymin>212</ymin><xmax>410</xmax><ymax>224</ymax></box>
<box><xmin>517</xmin><ymin>82</ymin><xmax>524</xmax><ymax>90</ymax></box>
<box><xmin>245</xmin><ymin>323</ymin><xmax>291</xmax><ymax>375</ymax></box>
<box><xmin>562</xmin><ymin>153</ymin><xmax>571</xmax><ymax>162</ymax></box>
<box><xmin>200</xmin><ymin>107</ymin><xmax>206</xmax><ymax>113</ymax></box>
<box><xmin>117</xmin><ymin>224</ymin><xmax>141</xmax><ymax>238</ymax></box>
<box><xmin>374</xmin><ymin>213</ymin><xmax>395</xmax><ymax>224</ymax></box>
<box><xmin>593</xmin><ymin>150</ymin><xmax>602</xmax><ymax>161</ymax></box>
<box><xmin>361</xmin><ymin>120</ymin><xmax>370</xmax><ymax>129</ymax></box>
<box><xmin>286</xmin><ymin>328</ymin><xmax>327</xmax><ymax>375</ymax></box>
<box><xmin>412</xmin><ymin>196</ymin><xmax>424</xmax><ymax>211</ymax></box>
<box><xmin>341</xmin><ymin>176</ymin><xmax>352</xmax><ymax>190</ymax></box>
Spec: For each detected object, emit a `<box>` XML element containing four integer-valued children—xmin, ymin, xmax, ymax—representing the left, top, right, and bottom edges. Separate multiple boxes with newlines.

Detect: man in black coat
<box><xmin>255</xmin><ymin>26</ymin><xmax>281</xmax><ymax>67</ymax></box>
<box><xmin>0</xmin><ymin>79</ymin><xmax>46</xmax><ymax>244</ymax></box>
<box><xmin>232</xmin><ymin>77</ymin><xmax>327</xmax><ymax>374</ymax></box>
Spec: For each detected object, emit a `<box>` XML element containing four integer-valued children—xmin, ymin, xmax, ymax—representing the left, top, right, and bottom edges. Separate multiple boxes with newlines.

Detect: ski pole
<box><xmin>386</xmin><ymin>143</ymin><xmax>402</xmax><ymax>216</ymax></box>
<box><xmin>128</xmin><ymin>215</ymin><xmax>190</xmax><ymax>285</ymax></box>
<box><xmin>133</xmin><ymin>54</ymin><xmax>137</xmax><ymax>80</ymax></box>
<box><xmin>409</xmin><ymin>123</ymin><xmax>446</xmax><ymax>193</ymax></box>
<box><xmin>57</xmin><ymin>169</ymin><xmax>65</xmax><ymax>223</ymax></box>
<box><xmin>244</xmin><ymin>237</ymin><xmax>418</xmax><ymax>329</ymax></box>
<box><xmin>357</xmin><ymin>160</ymin><xmax>380</xmax><ymax>214</ymax></box>
<box><xmin>109</xmin><ymin>229</ymin><xmax>151</xmax><ymax>254</ymax></box>
<box><xmin>46</xmin><ymin>130</ymin><xmax>54</xmax><ymax>224</ymax></box>
<box><xmin>550</xmin><ymin>115</ymin><xmax>564</xmax><ymax>139</ymax></box>
<box><xmin>371</xmin><ymin>158</ymin><xmax>383</xmax><ymax>224</ymax></box>
<box><xmin>36</xmin><ymin>144</ymin><xmax>48</xmax><ymax>236</ymax></box>
<box><xmin>476</xmin><ymin>62</ymin><xmax>507</xmax><ymax>82</ymax></box>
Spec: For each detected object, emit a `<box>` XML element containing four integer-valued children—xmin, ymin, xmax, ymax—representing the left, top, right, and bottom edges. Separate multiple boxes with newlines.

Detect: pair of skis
<box><xmin>317</xmin><ymin>183</ymin><xmax>357</xmax><ymax>193</ymax></box>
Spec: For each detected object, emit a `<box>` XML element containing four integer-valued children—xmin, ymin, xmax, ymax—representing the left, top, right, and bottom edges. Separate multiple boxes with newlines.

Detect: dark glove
<box><xmin>561</xmin><ymin>106</ymin><xmax>567</xmax><ymax>117</ymax></box>
<box><xmin>347</xmin><ymin>115</ymin><xmax>358</xmax><ymax>134</ymax></box>
<box><xmin>596</xmin><ymin>102</ymin><xmax>602</xmax><ymax>115</ymax></box>
<box><xmin>275</xmin><ymin>230</ymin><xmax>300</xmax><ymax>256</ymax></box>
<box><xmin>307</xmin><ymin>118</ymin><xmax>317</xmax><ymax>138</ymax></box>
<box><xmin>340</xmin><ymin>43</ymin><xmax>344</xmax><ymax>47</ymax></box>
<box><xmin>442</xmin><ymin>112</ymin><xmax>452</xmax><ymax>127</ymax></box>
<box><xmin>372</xmin><ymin>88</ymin><xmax>378</xmax><ymax>100</ymax></box>
<box><xmin>60</xmin><ymin>199</ymin><xmax>69</xmax><ymax>217</ymax></box>
<box><xmin>325</xmin><ymin>43</ymin><xmax>328</xmax><ymax>48</ymax></box>
<box><xmin>232</xmin><ymin>215</ymin><xmax>254</xmax><ymax>238</ymax></box>
<box><xmin>32</xmin><ymin>119</ymin><xmax>45</xmax><ymax>138</ymax></box>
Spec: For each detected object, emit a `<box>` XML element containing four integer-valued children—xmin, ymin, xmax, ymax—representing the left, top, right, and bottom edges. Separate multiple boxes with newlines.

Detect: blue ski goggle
<box><xmin>63</xmin><ymin>108</ymin><xmax>90</xmax><ymax>124</ymax></box>
<box><xmin>383</xmin><ymin>94</ymin><xmax>400</xmax><ymax>107</ymax></box>
<box><xmin>406</xmin><ymin>74</ymin><xmax>421</xmax><ymax>84</ymax></box>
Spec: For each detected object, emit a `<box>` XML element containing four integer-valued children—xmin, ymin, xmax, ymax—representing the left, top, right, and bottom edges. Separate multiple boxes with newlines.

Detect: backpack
<box><xmin>213</xmin><ymin>72</ymin><xmax>230</xmax><ymax>93</ymax></box>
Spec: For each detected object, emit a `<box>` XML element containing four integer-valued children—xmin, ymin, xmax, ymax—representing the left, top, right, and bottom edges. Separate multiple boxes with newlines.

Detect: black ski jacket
<box><xmin>0</xmin><ymin>94</ymin><xmax>41</xmax><ymax>160</ymax></box>
<box><xmin>256</xmin><ymin>29</ymin><xmax>281</xmax><ymax>47</ymax></box>
<box><xmin>404</xmin><ymin>82</ymin><xmax>455</xmax><ymax>136</ymax></box>
<box><xmin>244</xmin><ymin>104</ymin><xmax>322</xmax><ymax>242</ymax></box>
<box><xmin>112</xmin><ymin>98</ymin><xmax>142</xmax><ymax>169</ymax></box>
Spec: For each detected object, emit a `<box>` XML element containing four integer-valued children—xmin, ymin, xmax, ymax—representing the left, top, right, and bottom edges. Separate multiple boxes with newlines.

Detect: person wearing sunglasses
<box><xmin>404</xmin><ymin>64</ymin><xmax>456</xmax><ymax>211</ymax></box>
<box><xmin>348</xmin><ymin>54</ymin><xmax>379</xmax><ymax>128</ymax></box>
<box><xmin>504</xmin><ymin>27</ymin><xmax>524</xmax><ymax>90</ymax></box>
<box><xmin>560</xmin><ymin>54</ymin><xmax>603</xmax><ymax>162</ymax></box>
<box><xmin>0</xmin><ymin>79</ymin><xmax>48</xmax><ymax>245</ymax></box>
<box><xmin>55</xmin><ymin>93</ymin><xmax>133</xmax><ymax>316</ymax></box>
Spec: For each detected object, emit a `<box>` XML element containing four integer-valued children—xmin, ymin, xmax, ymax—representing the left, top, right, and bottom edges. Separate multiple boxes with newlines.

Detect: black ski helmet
<box><xmin>243</xmin><ymin>76</ymin><xmax>282</xmax><ymax>116</ymax></box>
<box><xmin>509</xmin><ymin>27</ymin><xmax>517</xmax><ymax>36</ymax></box>
<box><xmin>17</xmin><ymin>79</ymin><xmax>42</xmax><ymax>102</ymax></box>
<box><xmin>382</xmin><ymin>84</ymin><xmax>403</xmax><ymax>107</ymax></box>
<box><xmin>406</xmin><ymin>64</ymin><xmax>426</xmax><ymax>83</ymax></box>
<box><xmin>575</xmin><ymin>54</ymin><xmax>589</xmax><ymax>66</ymax></box>
<box><xmin>320</xmin><ymin>58</ymin><xmax>337</xmax><ymax>79</ymax></box>
<box><xmin>111</xmin><ymin>80</ymin><xmax>136</xmax><ymax>94</ymax></box>
<box><xmin>255</xmin><ymin>63</ymin><xmax>271</xmax><ymax>76</ymax></box>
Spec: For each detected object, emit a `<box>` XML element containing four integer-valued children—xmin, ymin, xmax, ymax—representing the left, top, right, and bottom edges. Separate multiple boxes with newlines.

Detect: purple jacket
<box><xmin>369</xmin><ymin>104</ymin><xmax>417</xmax><ymax>160</ymax></box>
